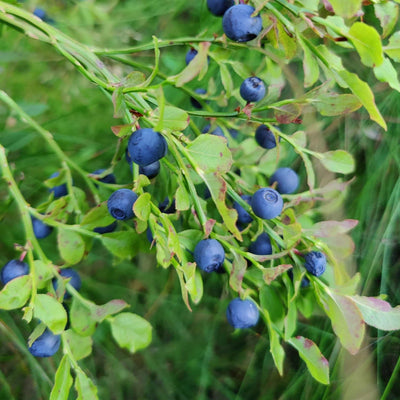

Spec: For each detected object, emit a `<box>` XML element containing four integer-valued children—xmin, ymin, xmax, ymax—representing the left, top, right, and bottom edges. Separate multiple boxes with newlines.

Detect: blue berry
<box><xmin>240</xmin><ymin>77</ymin><xmax>266</xmax><ymax>102</ymax></box>
<box><xmin>0</xmin><ymin>259</ymin><xmax>29</xmax><ymax>285</ymax></box>
<box><xmin>226</xmin><ymin>298</ymin><xmax>259</xmax><ymax>329</ymax></box>
<box><xmin>233</xmin><ymin>195</ymin><xmax>253</xmax><ymax>225</ymax></box>
<box><xmin>92</xmin><ymin>169</ymin><xmax>116</xmax><ymax>184</ymax></box>
<box><xmin>139</xmin><ymin>160</ymin><xmax>160</xmax><ymax>179</ymax></box>
<box><xmin>127</xmin><ymin>128</ymin><xmax>168</xmax><ymax>167</ymax></box>
<box><xmin>251</xmin><ymin>188</ymin><xmax>283</xmax><ymax>219</ymax></box>
<box><xmin>48</xmin><ymin>172</ymin><xmax>68</xmax><ymax>198</ymax></box>
<box><xmin>202</xmin><ymin>124</ymin><xmax>225</xmax><ymax>137</ymax></box>
<box><xmin>304</xmin><ymin>251</ymin><xmax>326</xmax><ymax>277</ymax></box>
<box><xmin>31</xmin><ymin>216</ymin><xmax>53</xmax><ymax>239</ymax></box>
<box><xmin>185</xmin><ymin>48</ymin><xmax>198</xmax><ymax>65</ymax></box>
<box><xmin>249</xmin><ymin>232</ymin><xmax>272</xmax><ymax>255</ymax></box>
<box><xmin>269</xmin><ymin>167</ymin><xmax>299</xmax><ymax>194</ymax></box>
<box><xmin>146</xmin><ymin>227</ymin><xmax>154</xmax><ymax>243</ymax></box>
<box><xmin>207</xmin><ymin>0</ymin><xmax>234</xmax><ymax>16</ymax></box>
<box><xmin>29</xmin><ymin>329</ymin><xmax>61</xmax><ymax>358</ymax></box>
<box><xmin>107</xmin><ymin>189</ymin><xmax>138</xmax><ymax>220</ymax></box>
<box><xmin>222</xmin><ymin>5</ymin><xmax>263</xmax><ymax>42</ymax></box>
<box><xmin>194</xmin><ymin>239</ymin><xmax>225</xmax><ymax>273</ymax></box>
<box><xmin>159</xmin><ymin>197</ymin><xmax>176</xmax><ymax>214</ymax></box>
<box><xmin>33</xmin><ymin>8</ymin><xmax>47</xmax><ymax>20</ymax></box>
<box><xmin>190</xmin><ymin>88</ymin><xmax>207</xmax><ymax>109</ymax></box>
<box><xmin>53</xmin><ymin>268</ymin><xmax>82</xmax><ymax>300</ymax></box>
<box><xmin>93</xmin><ymin>221</ymin><xmax>118</xmax><ymax>234</ymax></box>
<box><xmin>255</xmin><ymin>125</ymin><xmax>280</xmax><ymax>149</ymax></box>
<box><xmin>228</xmin><ymin>128</ymin><xmax>239</xmax><ymax>139</ymax></box>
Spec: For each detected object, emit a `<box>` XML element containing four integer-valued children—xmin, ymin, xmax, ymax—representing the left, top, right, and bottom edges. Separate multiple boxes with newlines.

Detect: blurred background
<box><xmin>0</xmin><ymin>0</ymin><xmax>399</xmax><ymax>399</ymax></box>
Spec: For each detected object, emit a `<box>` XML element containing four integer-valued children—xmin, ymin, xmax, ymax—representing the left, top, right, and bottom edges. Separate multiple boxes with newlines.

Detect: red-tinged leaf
<box><xmin>321</xmin><ymin>234</ymin><xmax>356</xmax><ymax>259</ymax></box>
<box><xmin>205</xmin><ymin>219</ymin><xmax>216</xmax><ymax>237</ymax></box>
<box><xmin>263</xmin><ymin>264</ymin><xmax>292</xmax><ymax>285</ymax></box>
<box><xmin>111</xmin><ymin>124</ymin><xmax>133</xmax><ymax>138</ymax></box>
<box><xmin>315</xmin><ymin>287</ymin><xmax>365</xmax><ymax>354</ymax></box>
<box><xmin>274</xmin><ymin>103</ymin><xmax>302</xmax><ymax>124</ymax></box>
<box><xmin>350</xmin><ymin>295</ymin><xmax>400</xmax><ymax>330</ymax></box>
<box><xmin>288</xmin><ymin>336</ymin><xmax>330</xmax><ymax>384</ymax></box>
<box><xmin>229</xmin><ymin>252</ymin><xmax>247</xmax><ymax>293</ymax></box>
<box><xmin>307</xmin><ymin>220</ymin><xmax>358</xmax><ymax>238</ymax></box>
<box><xmin>242</xmin><ymin>103</ymin><xmax>254</xmax><ymax>118</ymax></box>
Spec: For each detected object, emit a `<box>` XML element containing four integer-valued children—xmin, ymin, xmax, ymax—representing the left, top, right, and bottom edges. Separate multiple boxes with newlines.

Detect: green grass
<box><xmin>1</xmin><ymin>1</ymin><xmax>400</xmax><ymax>399</ymax></box>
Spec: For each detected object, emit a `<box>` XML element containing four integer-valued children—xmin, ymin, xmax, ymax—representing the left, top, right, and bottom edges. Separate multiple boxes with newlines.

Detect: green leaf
<box><xmin>350</xmin><ymin>296</ymin><xmax>400</xmax><ymax>330</ymax></box>
<box><xmin>34</xmin><ymin>294</ymin><xmax>67</xmax><ymax>334</ymax></box>
<box><xmin>229</xmin><ymin>252</ymin><xmax>247</xmax><ymax>292</ymax></box>
<box><xmin>348</xmin><ymin>22</ymin><xmax>383</xmax><ymax>68</ymax></box>
<box><xmin>306</xmin><ymin>220</ymin><xmax>358</xmax><ymax>238</ymax></box>
<box><xmin>301</xmin><ymin>38</ymin><xmax>319</xmax><ymax>87</ymax></box>
<box><xmin>63</xmin><ymin>330</ymin><xmax>93</xmax><ymax>360</ymax></box>
<box><xmin>80</xmin><ymin>202</ymin><xmax>115</xmax><ymax>230</ymax></box>
<box><xmin>262</xmin><ymin>265</ymin><xmax>293</xmax><ymax>285</ymax></box>
<box><xmin>288</xmin><ymin>336</ymin><xmax>330</xmax><ymax>384</ymax></box>
<box><xmin>175</xmin><ymin>183</ymin><xmax>190</xmax><ymax>211</ymax></box>
<box><xmin>57</xmin><ymin>229</ymin><xmax>85</xmax><ymax>265</ymax></box>
<box><xmin>337</xmin><ymin>70</ymin><xmax>386</xmax><ymax>130</ymax></box>
<box><xmin>75</xmin><ymin>370</ymin><xmax>98</xmax><ymax>400</ymax></box>
<box><xmin>384</xmin><ymin>31</ymin><xmax>400</xmax><ymax>62</ymax></box>
<box><xmin>101</xmin><ymin>231</ymin><xmax>138</xmax><ymax>259</ymax></box>
<box><xmin>273</xmin><ymin>103</ymin><xmax>302</xmax><ymax>124</ymax></box>
<box><xmin>315</xmin><ymin>286</ymin><xmax>364</xmax><ymax>354</ymax></box>
<box><xmin>319</xmin><ymin>150</ymin><xmax>355</xmax><ymax>174</ymax></box>
<box><xmin>111</xmin><ymin>87</ymin><xmax>127</xmax><ymax>119</ymax></box>
<box><xmin>277</xmin><ymin>21</ymin><xmax>297</xmax><ymax>60</ymax></box>
<box><xmin>50</xmin><ymin>355</ymin><xmax>73</xmax><ymax>400</ymax></box>
<box><xmin>91</xmin><ymin>299</ymin><xmax>129</xmax><ymax>322</ymax></box>
<box><xmin>328</xmin><ymin>0</ymin><xmax>362</xmax><ymax>18</ymax></box>
<box><xmin>109</xmin><ymin>312</ymin><xmax>152</xmax><ymax>353</ymax></box>
<box><xmin>0</xmin><ymin>275</ymin><xmax>32</xmax><ymax>310</ymax></box>
<box><xmin>186</xmin><ymin>134</ymin><xmax>232</xmax><ymax>173</ymax></box>
<box><xmin>282</xmin><ymin>222</ymin><xmax>302</xmax><ymax>248</ymax></box>
<box><xmin>312</xmin><ymin>93</ymin><xmax>362</xmax><ymax>116</ymax></box>
<box><xmin>284</xmin><ymin>301</ymin><xmax>297</xmax><ymax>340</ymax></box>
<box><xmin>70</xmin><ymin>298</ymin><xmax>96</xmax><ymax>336</ymax></box>
<box><xmin>177</xmin><ymin>229</ymin><xmax>204</xmax><ymax>252</ymax></box>
<box><xmin>133</xmin><ymin>193</ymin><xmax>151</xmax><ymax>221</ymax></box>
<box><xmin>375</xmin><ymin>2</ymin><xmax>399</xmax><ymax>38</ymax></box>
<box><xmin>149</xmin><ymin>106</ymin><xmax>189</xmax><ymax>131</ymax></box>
<box><xmin>124</xmin><ymin>71</ymin><xmax>146</xmax><ymax>86</ymax></box>
<box><xmin>220</xmin><ymin>63</ymin><xmax>233</xmax><ymax>97</ymax></box>
<box><xmin>260</xmin><ymin>285</ymin><xmax>285</xmax><ymax>330</ymax></box>
<box><xmin>33</xmin><ymin>260</ymin><xmax>54</xmax><ymax>289</ymax></box>
<box><xmin>374</xmin><ymin>57</ymin><xmax>400</xmax><ymax>92</ymax></box>
<box><xmin>173</xmin><ymin>42</ymin><xmax>211</xmax><ymax>86</ymax></box>
<box><xmin>183</xmin><ymin>264</ymin><xmax>203</xmax><ymax>304</ymax></box>
<box><xmin>111</xmin><ymin>124</ymin><xmax>134</xmax><ymax>138</ymax></box>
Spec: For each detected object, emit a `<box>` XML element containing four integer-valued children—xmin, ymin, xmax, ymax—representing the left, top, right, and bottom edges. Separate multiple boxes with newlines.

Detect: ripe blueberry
<box><xmin>251</xmin><ymin>188</ymin><xmax>283</xmax><ymax>219</ymax></box>
<box><xmin>194</xmin><ymin>239</ymin><xmax>225</xmax><ymax>273</ymax></box>
<box><xmin>127</xmin><ymin>128</ymin><xmax>167</xmax><ymax>167</ymax></box>
<box><xmin>139</xmin><ymin>160</ymin><xmax>160</xmax><ymax>179</ymax></box>
<box><xmin>240</xmin><ymin>77</ymin><xmax>266</xmax><ymax>102</ymax></box>
<box><xmin>269</xmin><ymin>167</ymin><xmax>299</xmax><ymax>194</ymax></box>
<box><xmin>31</xmin><ymin>216</ymin><xmax>53</xmax><ymax>239</ymax></box>
<box><xmin>255</xmin><ymin>125</ymin><xmax>280</xmax><ymax>149</ymax></box>
<box><xmin>93</xmin><ymin>221</ymin><xmax>118</xmax><ymax>234</ymax></box>
<box><xmin>92</xmin><ymin>169</ymin><xmax>116</xmax><ymax>184</ymax></box>
<box><xmin>33</xmin><ymin>8</ymin><xmax>47</xmax><ymax>20</ymax></box>
<box><xmin>207</xmin><ymin>0</ymin><xmax>234</xmax><ymax>16</ymax></box>
<box><xmin>159</xmin><ymin>197</ymin><xmax>176</xmax><ymax>214</ymax></box>
<box><xmin>304</xmin><ymin>251</ymin><xmax>326</xmax><ymax>277</ymax></box>
<box><xmin>249</xmin><ymin>232</ymin><xmax>272</xmax><ymax>255</ymax></box>
<box><xmin>185</xmin><ymin>48</ymin><xmax>198</xmax><ymax>65</ymax></box>
<box><xmin>48</xmin><ymin>172</ymin><xmax>68</xmax><ymax>198</ymax></box>
<box><xmin>190</xmin><ymin>88</ymin><xmax>207</xmax><ymax>109</ymax></box>
<box><xmin>233</xmin><ymin>195</ymin><xmax>253</xmax><ymax>225</ymax></box>
<box><xmin>226</xmin><ymin>298</ymin><xmax>259</xmax><ymax>329</ymax></box>
<box><xmin>202</xmin><ymin>124</ymin><xmax>225</xmax><ymax>137</ymax></box>
<box><xmin>29</xmin><ymin>329</ymin><xmax>61</xmax><ymax>357</ymax></box>
<box><xmin>107</xmin><ymin>189</ymin><xmax>138</xmax><ymax>220</ymax></box>
<box><xmin>222</xmin><ymin>5</ymin><xmax>263</xmax><ymax>42</ymax></box>
<box><xmin>52</xmin><ymin>268</ymin><xmax>82</xmax><ymax>299</ymax></box>
<box><xmin>0</xmin><ymin>259</ymin><xmax>29</xmax><ymax>285</ymax></box>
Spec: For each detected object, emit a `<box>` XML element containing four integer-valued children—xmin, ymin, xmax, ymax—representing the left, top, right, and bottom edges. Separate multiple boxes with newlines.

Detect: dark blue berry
<box><xmin>127</xmin><ymin>128</ymin><xmax>167</xmax><ymax>167</ymax></box>
<box><xmin>93</xmin><ymin>221</ymin><xmax>118</xmax><ymax>234</ymax></box>
<box><xmin>226</xmin><ymin>298</ymin><xmax>259</xmax><ymax>329</ymax></box>
<box><xmin>222</xmin><ymin>5</ymin><xmax>263</xmax><ymax>42</ymax></box>
<box><xmin>240</xmin><ymin>77</ymin><xmax>266</xmax><ymax>102</ymax></box>
<box><xmin>251</xmin><ymin>188</ymin><xmax>283</xmax><ymax>219</ymax></box>
<box><xmin>304</xmin><ymin>251</ymin><xmax>326</xmax><ymax>277</ymax></box>
<box><xmin>233</xmin><ymin>195</ymin><xmax>253</xmax><ymax>225</ymax></box>
<box><xmin>190</xmin><ymin>88</ymin><xmax>207</xmax><ymax>109</ymax></box>
<box><xmin>29</xmin><ymin>329</ymin><xmax>61</xmax><ymax>357</ymax></box>
<box><xmin>31</xmin><ymin>216</ymin><xmax>53</xmax><ymax>239</ymax></box>
<box><xmin>159</xmin><ymin>198</ymin><xmax>176</xmax><ymax>214</ymax></box>
<box><xmin>139</xmin><ymin>160</ymin><xmax>160</xmax><ymax>179</ymax></box>
<box><xmin>249</xmin><ymin>232</ymin><xmax>272</xmax><ymax>255</ymax></box>
<box><xmin>202</xmin><ymin>124</ymin><xmax>225</xmax><ymax>137</ymax></box>
<box><xmin>0</xmin><ymin>259</ymin><xmax>29</xmax><ymax>285</ymax></box>
<box><xmin>185</xmin><ymin>48</ymin><xmax>198</xmax><ymax>65</ymax></box>
<box><xmin>207</xmin><ymin>0</ymin><xmax>234</xmax><ymax>16</ymax></box>
<box><xmin>48</xmin><ymin>172</ymin><xmax>68</xmax><ymax>198</ymax></box>
<box><xmin>92</xmin><ymin>169</ymin><xmax>116</xmax><ymax>184</ymax></box>
<box><xmin>255</xmin><ymin>125</ymin><xmax>280</xmax><ymax>149</ymax></box>
<box><xmin>194</xmin><ymin>239</ymin><xmax>225</xmax><ymax>273</ymax></box>
<box><xmin>53</xmin><ymin>268</ymin><xmax>82</xmax><ymax>300</ymax></box>
<box><xmin>269</xmin><ymin>167</ymin><xmax>299</xmax><ymax>194</ymax></box>
<box><xmin>107</xmin><ymin>189</ymin><xmax>138</xmax><ymax>220</ymax></box>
